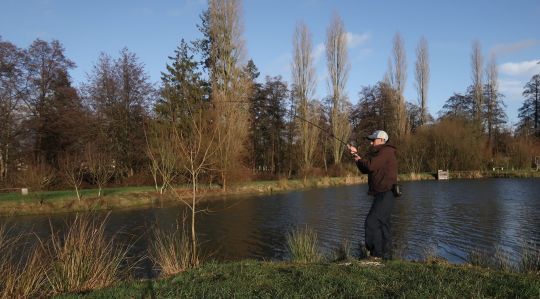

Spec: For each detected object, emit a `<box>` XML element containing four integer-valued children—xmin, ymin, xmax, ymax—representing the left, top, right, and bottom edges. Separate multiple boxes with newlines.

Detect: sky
<box><xmin>1</xmin><ymin>0</ymin><xmax>539</xmax><ymax>125</ymax></box>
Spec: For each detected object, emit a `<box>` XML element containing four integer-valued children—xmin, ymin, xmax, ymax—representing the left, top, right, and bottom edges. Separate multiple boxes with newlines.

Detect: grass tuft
<box><xmin>467</xmin><ymin>246</ymin><xmax>514</xmax><ymax>271</ymax></box>
<box><xmin>149</xmin><ymin>221</ymin><xmax>193</xmax><ymax>276</ymax></box>
<box><xmin>286</xmin><ymin>226</ymin><xmax>322</xmax><ymax>263</ymax></box>
<box><xmin>332</xmin><ymin>240</ymin><xmax>353</xmax><ymax>262</ymax></box>
<box><xmin>520</xmin><ymin>244</ymin><xmax>540</xmax><ymax>273</ymax></box>
<box><xmin>0</xmin><ymin>224</ymin><xmax>47</xmax><ymax>298</ymax></box>
<box><xmin>44</xmin><ymin>213</ymin><xmax>130</xmax><ymax>295</ymax></box>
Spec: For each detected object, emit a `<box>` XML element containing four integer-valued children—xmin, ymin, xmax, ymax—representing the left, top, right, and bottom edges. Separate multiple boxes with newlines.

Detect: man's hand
<box><xmin>347</xmin><ymin>144</ymin><xmax>361</xmax><ymax>161</ymax></box>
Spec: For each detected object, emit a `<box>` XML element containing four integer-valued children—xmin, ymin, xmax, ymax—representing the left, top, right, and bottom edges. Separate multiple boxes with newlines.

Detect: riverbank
<box><xmin>1</xmin><ymin>170</ymin><xmax>539</xmax><ymax>216</ymax></box>
<box><xmin>56</xmin><ymin>259</ymin><xmax>540</xmax><ymax>298</ymax></box>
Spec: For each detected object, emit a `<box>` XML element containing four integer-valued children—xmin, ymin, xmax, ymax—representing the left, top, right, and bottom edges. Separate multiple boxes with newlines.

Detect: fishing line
<box><xmin>213</xmin><ymin>100</ymin><xmax>354</xmax><ymax>148</ymax></box>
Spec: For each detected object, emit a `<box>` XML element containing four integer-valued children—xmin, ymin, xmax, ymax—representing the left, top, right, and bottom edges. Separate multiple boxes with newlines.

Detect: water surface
<box><xmin>3</xmin><ymin>178</ymin><xmax>540</xmax><ymax>276</ymax></box>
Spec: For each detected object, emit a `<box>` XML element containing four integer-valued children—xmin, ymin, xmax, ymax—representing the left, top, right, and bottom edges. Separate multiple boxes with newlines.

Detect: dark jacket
<box><xmin>355</xmin><ymin>143</ymin><xmax>398</xmax><ymax>195</ymax></box>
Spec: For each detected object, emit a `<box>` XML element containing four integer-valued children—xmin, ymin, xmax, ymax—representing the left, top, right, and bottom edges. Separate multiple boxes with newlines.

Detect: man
<box><xmin>348</xmin><ymin>130</ymin><xmax>397</xmax><ymax>260</ymax></box>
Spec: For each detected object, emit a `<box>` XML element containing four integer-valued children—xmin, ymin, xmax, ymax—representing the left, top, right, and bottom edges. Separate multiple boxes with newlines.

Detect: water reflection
<box><xmin>2</xmin><ymin>178</ymin><xmax>539</xmax><ymax>276</ymax></box>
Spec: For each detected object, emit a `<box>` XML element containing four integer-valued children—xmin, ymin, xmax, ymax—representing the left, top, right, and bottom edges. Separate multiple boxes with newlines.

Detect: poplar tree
<box><xmin>292</xmin><ymin>22</ymin><xmax>319</xmax><ymax>170</ymax></box>
<box><xmin>326</xmin><ymin>13</ymin><xmax>351</xmax><ymax>165</ymax></box>
<box><xmin>208</xmin><ymin>0</ymin><xmax>251</xmax><ymax>189</ymax></box>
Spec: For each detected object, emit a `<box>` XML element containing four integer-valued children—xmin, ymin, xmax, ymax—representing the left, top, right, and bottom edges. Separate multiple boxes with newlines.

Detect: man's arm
<box><xmin>356</xmin><ymin>148</ymin><xmax>387</xmax><ymax>173</ymax></box>
<box><xmin>348</xmin><ymin>144</ymin><xmax>370</xmax><ymax>174</ymax></box>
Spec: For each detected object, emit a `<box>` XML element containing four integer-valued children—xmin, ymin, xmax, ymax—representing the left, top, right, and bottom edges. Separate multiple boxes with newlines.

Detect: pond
<box><xmin>3</xmin><ymin>178</ymin><xmax>540</xmax><ymax>277</ymax></box>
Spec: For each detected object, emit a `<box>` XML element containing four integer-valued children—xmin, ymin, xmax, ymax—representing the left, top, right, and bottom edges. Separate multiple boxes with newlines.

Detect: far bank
<box><xmin>1</xmin><ymin>170</ymin><xmax>539</xmax><ymax>217</ymax></box>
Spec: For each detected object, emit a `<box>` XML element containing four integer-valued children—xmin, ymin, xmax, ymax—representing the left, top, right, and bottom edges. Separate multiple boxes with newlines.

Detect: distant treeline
<box><xmin>0</xmin><ymin>0</ymin><xmax>539</xmax><ymax>192</ymax></box>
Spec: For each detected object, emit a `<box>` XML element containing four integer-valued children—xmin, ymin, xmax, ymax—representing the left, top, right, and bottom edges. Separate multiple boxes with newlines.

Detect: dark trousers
<box><xmin>365</xmin><ymin>191</ymin><xmax>394</xmax><ymax>259</ymax></box>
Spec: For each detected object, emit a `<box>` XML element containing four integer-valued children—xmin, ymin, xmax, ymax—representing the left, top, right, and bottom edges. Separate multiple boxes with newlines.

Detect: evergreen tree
<box><xmin>439</xmin><ymin>87</ymin><xmax>475</xmax><ymax>120</ymax></box>
<box><xmin>251</xmin><ymin>76</ymin><xmax>288</xmax><ymax>175</ymax></box>
<box><xmin>518</xmin><ymin>74</ymin><xmax>540</xmax><ymax>136</ymax></box>
<box><xmin>157</xmin><ymin>39</ymin><xmax>207</xmax><ymax>125</ymax></box>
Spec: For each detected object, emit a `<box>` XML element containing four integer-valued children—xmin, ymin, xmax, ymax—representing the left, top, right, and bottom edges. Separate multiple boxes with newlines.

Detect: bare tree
<box><xmin>58</xmin><ymin>152</ymin><xmax>84</xmax><ymax>200</ymax></box>
<box><xmin>144</xmin><ymin>122</ymin><xmax>178</xmax><ymax>195</ymax></box>
<box><xmin>484</xmin><ymin>54</ymin><xmax>507</xmax><ymax>150</ymax></box>
<box><xmin>84</xmin><ymin>144</ymin><xmax>114</xmax><ymax>197</ymax></box>
<box><xmin>170</xmin><ymin>101</ymin><xmax>217</xmax><ymax>267</ymax></box>
<box><xmin>0</xmin><ymin>38</ymin><xmax>25</xmax><ymax>183</ymax></box>
<box><xmin>208</xmin><ymin>0</ymin><xmax>251</xmax><ymax>189</ymax></box>
<box><xmin>471</xmin><ymin>40</ymin><xmax>484</xmax><ymax>120</ymax></box>
<box><xmin>82</xmin><ymin>49</ymin><xmax>154</xmax><ymax>179</ymax></box>
<box><xmin>326</xmin><ymin>13</ymin><xmax>351</xmax><ymax>164</ymax></box>
<box><xmin>387</xmin><ymin>33</ymin><xmax>408</xmax><ymax>138</ymax></box>
<box><xmin>292</xmin><ymin>22</ymin><xmax>319</xmax><ymax>170</ymax></box>
<box><xmin>414</xmin><ymin>37</ymin><xmax>430</xmax><ymax>126</ymax></box>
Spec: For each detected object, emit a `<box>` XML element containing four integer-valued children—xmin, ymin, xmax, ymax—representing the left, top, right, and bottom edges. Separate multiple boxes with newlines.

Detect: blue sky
<box><xmin>1</xmin><ymin>0</ymin><xmax>539</xmax><ymax>125</ymax></box>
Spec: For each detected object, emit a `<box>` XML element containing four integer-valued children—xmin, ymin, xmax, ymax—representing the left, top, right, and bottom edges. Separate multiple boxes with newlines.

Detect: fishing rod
<box><xmin>213</xmin><ymin>100</ymin><xmax>358</xmax><ymax>154</ymax></box>
<box><xmin>291</xmin><ymin>112</ymin><xmax>351</xmax><ymax>147</ymax></box>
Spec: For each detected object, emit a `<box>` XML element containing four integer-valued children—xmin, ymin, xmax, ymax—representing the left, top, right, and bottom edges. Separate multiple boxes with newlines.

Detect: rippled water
<box><xmin>2</xmin><ymin>178</ymin><xmax>540</xmax><ymax>275</ymax></box>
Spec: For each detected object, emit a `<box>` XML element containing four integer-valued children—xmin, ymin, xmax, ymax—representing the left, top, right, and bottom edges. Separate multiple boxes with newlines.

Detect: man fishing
<box><xmin>348</xmin><ymin>130</ymin><xmax>397</xmax><ymax>260</ymax></box>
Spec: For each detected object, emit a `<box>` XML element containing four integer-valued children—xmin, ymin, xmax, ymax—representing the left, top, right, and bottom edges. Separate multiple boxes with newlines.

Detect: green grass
<box><xmin>0</xmin><ymin>186</ymin><xmax>156</xmax><ymax>203</ymax></box>
<box><xmin>55</xmin><ymin>260</ymin><xmax>540</xmax><ymax>298</ymax></box>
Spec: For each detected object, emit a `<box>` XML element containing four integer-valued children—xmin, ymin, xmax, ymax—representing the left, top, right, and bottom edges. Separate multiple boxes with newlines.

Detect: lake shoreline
<box><xmin>1</xmin><ymin>170</ymin><xmax>539</xmax><ymax>217</ymax></box>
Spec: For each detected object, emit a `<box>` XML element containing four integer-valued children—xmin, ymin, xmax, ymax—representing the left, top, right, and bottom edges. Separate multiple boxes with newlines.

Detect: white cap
<box><xmin>366</xmin><ymin>130</ymin><xmax>389</xmax><ymax>142</ymax></box>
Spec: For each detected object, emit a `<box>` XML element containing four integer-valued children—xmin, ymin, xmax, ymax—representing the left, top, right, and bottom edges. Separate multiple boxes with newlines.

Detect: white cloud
<box><xmin>499</xmin><ymin>79</ymin><xmax>523</xmax><ymax>102</ymax></box>
<box><xmin>499</xmin><ymin>60</ymin><xmax>540</xmax><ymax>77</ymax></box>
<box><xmin>345</xmin><ymin>32</ymin><xmax>370</xmax><ymax>48</ymax></box>
<box><xmin>490</xmin><ymin>39</ymin><xmax>540</xmax><ymax>56</ymax></box>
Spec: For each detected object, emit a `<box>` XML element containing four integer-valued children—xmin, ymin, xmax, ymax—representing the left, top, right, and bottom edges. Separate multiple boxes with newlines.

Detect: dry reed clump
<box><xmin>0</xmin><ymin>225</ymin><xmax>47</xmax><ymax>298</ymax></box>
<box><xmin>149</xmin><ymin>223</ymin><xmax>193</xmax><ymax>276</ymax></box>
<box><xmin>286</xmin><ymin>226</ymin><xmax>322</xmax><ymax>263</ymax></box>
<box><xmin>44</xmin><ymin>213</ymin><xmax>129</xmax><ymax>295</ymax></box>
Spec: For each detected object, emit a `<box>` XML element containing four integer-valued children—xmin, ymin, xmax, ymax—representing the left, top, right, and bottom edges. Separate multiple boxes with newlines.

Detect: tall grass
<box><xmin>44</xmin><ymin>214</ymin><xmax>130</xmax><ymax>295</ymax></box>
<box><xmin>332</xmin><ymin>240</ymin><xmax>353</xmax><ymax>262</ymax></box>
<box><xmin>149</xmin><ymin>222</ymin><xmax>193</xmax><ymax>276</ymax></box>
<box><xmin>286</xmin><ymin>226</ymin><xmax>322</xmax><ymax>263</ymax></box>
<box><xmin>467</xmin><ymin>246</ymin><xmax>513</xmax><ymax>271</ymax></box>
<box><xmin>0</xmin><ymin>224</ymin><xmax>47</xmax><ymax>298</ymax></box>
<box><xmin>520</xmin><ymin>245</ymin><xmax>540</xmax><ymax>273</ymax></box>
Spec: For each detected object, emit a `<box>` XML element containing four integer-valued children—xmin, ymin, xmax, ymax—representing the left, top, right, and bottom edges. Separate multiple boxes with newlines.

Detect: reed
<box><xmin>286</xmin><ymin>226</ymin><xmax>322</xmax><ymax>263</ymax></box>
<box><xmin>44</xmin><ymin>214</ymin><xmax>129</xmax><ymax>295</ymax></box>
<box><xmin>421</xmin><ymin>244</ymin><xmax>440</xmax><ymax>263</ymax></box>
<box><xmin>493</xmin><ymin>246</ymin><xmax>513</xmax><ymax>271</ymax></box>
<box><xmin>0</xmin><ymin>225</ymin><xmax>47</xmax><ymax>298</ymax></box>
<box><xmin>332</xmin><ymin>240</ymin><xmax>353</xmax><ymax>262</ymax></box>
<box><xmin>467</xmin><ymin>248</ymin><xmax>491</xmax><ymax>268</ymax></box>
<box><xmin>149</xmin><ymin>223</ymin><xmax>193</xmax><ymax>276</ymax></box>
<box><xmin>468</xmin><ymin>247</ymin><xmax>513</xmax><ymax>271</ymax></box>
<box><xmin>520</xmin><ymin>245</ymin><xmax>540</xmax><ymax>273</ymax></box>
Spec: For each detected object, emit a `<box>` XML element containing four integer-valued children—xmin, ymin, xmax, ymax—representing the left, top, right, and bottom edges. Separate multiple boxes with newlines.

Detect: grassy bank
<box><xmin>56</xmin><ymin>259</ymin><xmax>540</xmax><ymax>298</ymax></box>
<box><xmin>1</xmin><ymin>170</ymin><xmax>539</xmax><ymax>216</ymax></box>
